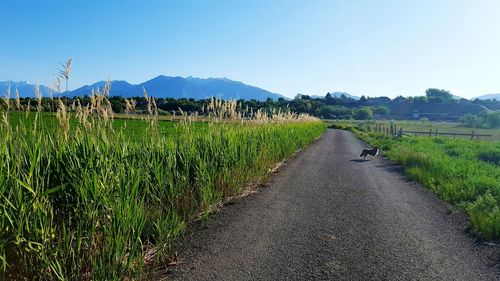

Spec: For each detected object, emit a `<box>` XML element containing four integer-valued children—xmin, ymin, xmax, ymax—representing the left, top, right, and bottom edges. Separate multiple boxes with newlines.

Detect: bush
<box><xmin>460</xmin><ymin>111</ymin><xmax>500</xmax><ymax>129</ymax></box>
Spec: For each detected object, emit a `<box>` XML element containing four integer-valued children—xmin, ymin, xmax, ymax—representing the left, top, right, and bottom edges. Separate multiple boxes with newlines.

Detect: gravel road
<box><xmin>164</xmin><ymin>129</ymin><xmax>499</xmax><ymax>281</ymax></box>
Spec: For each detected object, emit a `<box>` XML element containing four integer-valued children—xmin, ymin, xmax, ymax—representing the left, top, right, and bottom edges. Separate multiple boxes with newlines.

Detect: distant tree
<box><xmin>460</xmin><ymin>111</ymin><xmax>500</xmax><ymax>129</ymax></box>
<box><xmin>110</xmin><ymin>98</ymin><xmax>124</xmax><ymax>113</ymax></box>
<box><xmin>305</xmin><ymin>101</ymin><xmax>312</xmax><ymax>112</ymax></box>
<box><xmin>353</xmin><ymin>107</ymin><xmax>373</xmax><ymax>120</ymax></box>
<box><xmin>373</xmin><ymin>106</ymin><xmax>389</xmax><ymax>117</ymax></box>
<box><xmin>460</xmin><ymin>113</ymin><xmax>478</xmax><ymax>128</ymax></box>
<box><xmin>413</xmin><ymin>96</ymin><xmax>428</xmax><ymax>104</ymax></box>
<box><xmin>426</xmin><ymin>88</ymin><xmax>453</xmax><ymax>103</ymax></box>
<box><xmin>359</xmin><ymin>95</ymin><xmax>367</xmax><ymax>102</ymax></box>
<box><xmin>480</xmin><ymin>110</ymin><xmax>500</xmax><ymax>128</ymax></box>
<box><xmin>325</xmin><ymin>92</ymin><xmax>332</xmax><ymax>100</ymax></box>
<box><xmin>248</xmin><ymin>99</ymin><xmax>258</xmax><ymax>108</ymax></box>
<box><xmin>393</xmin><ymin>95</ymin><xmax>407</xmax><ymax>103</ymax></box>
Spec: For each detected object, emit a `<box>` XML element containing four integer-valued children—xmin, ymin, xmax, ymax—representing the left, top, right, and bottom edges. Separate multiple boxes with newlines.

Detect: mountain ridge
<box><xmin>474</xmin><ymin>93</ymin><xmax>500</xmax><ymax>100</ymax></box>
<box><xmin>29</xmin><ymin>76</ymin><xmax>287</xmax><ymax>101</ymax></box>
<box><xmin>0</xmin><ymin>81</ymin><xmax>55</xmax><ymax>98</ymax></box>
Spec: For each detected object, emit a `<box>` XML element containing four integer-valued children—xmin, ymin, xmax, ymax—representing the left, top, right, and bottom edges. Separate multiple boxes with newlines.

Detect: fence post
<box><xmin>398</xmin><ymin>127</ymin><xmax>403</xmax><ymax>138</ymax></box>
<box><xmin>435</xmin><ymin>129</ymin><xmax>438</xmax><ymax>137</ymax></box>
<box><xmin>471</xmin><ymin>131</ymin><xmax>474</xmax><ymax>140</ymax></box>
<box><xmin>429</xmin><ymin>128</ymin><xmax>432</xmax><ymax>138</ymax></box>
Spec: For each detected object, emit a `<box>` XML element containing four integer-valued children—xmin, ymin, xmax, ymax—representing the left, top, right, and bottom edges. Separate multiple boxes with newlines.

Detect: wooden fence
<box><xmin>368</xmin><ymin>124</ymin><xmax>493</xmax><ymax>140</ymax></box>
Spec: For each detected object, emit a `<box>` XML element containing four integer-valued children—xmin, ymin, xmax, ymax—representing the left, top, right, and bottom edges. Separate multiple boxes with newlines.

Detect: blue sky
<box><xmin>1</xmin><ymin>0</ymin><xmax>499</xmax><ymax>98</ymax></box>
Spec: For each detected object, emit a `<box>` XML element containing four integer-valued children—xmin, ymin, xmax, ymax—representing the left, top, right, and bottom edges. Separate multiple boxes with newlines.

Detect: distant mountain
<box><xmin>186</xmin><ymin>77</ymin><xmax>283</xmax><ymax>100</ymax></box>
<box><xmin>68</xmin><ymin>80</ymin><xmax>135</xmax><ymax>98</ymax></box>
<box><xmin>64</xmin><ymin>76</ymin><xmax>285</xmax><ymax>101</ymax></box>
<box><xmin>309</xmin><ymin>95</ymin><xmax>325</xmax><ymax>99</ymax></box>
<box><xmin>474</xmin><ymin>94</ymin><xmax>500</xmax><ymax>100</ymax></box>
<box><xmin>328</xmin><ymin>92</ymin><xmax>360</xmax><ymax>100</ymax></box>
<box><xmin>141</xmin><ymin>76</ymin><xmax>203</xmax><ymax>99</ymax></box>
<box><xmin>0</xmin><ymin>76</ymin><xmax>285</xmax><ymax>101</ymax></box>
<box><xmin>0</xmin><ymin>81</ymin><xmax>55</xmax><ymax>98</ymax></box>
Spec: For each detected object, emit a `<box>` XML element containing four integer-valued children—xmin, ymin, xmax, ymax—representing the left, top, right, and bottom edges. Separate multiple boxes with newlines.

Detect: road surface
<box><xmin>164</xmin><ymin>129</ymin><xmax>499</xmax><ymax>281</ymax></box>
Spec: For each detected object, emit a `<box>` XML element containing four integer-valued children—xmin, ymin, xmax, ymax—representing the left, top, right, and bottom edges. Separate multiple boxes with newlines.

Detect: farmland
<box><xmin>0</xmin><ymin>96</ymin><xmax>325</xmax><ymax>280</ymax></box>
<box><xmin>330</xmin><ymin>121</ymin><xmax>500</xmax><ymax>240</ymax></box>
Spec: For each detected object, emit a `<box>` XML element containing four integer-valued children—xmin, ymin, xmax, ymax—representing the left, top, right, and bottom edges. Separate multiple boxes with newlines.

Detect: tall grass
<box><xmin>331</xmin><ymin>123</ymin><xmax>500</xmax><ymax>240</ymax></box>
<box><xmin>0</xmin><ymin>88</ymin><xmax>325</xmax><ymax>279</ymax></box>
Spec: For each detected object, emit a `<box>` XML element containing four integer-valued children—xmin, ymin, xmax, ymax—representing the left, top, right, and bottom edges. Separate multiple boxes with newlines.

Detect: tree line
<box><xmin>2</xmin><ymin>88</ymin><xmax>500</xmax><ymax>126</ymax></box>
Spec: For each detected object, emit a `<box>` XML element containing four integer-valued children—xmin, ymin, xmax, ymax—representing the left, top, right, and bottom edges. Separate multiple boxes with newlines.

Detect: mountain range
<box><xmin>474</xmin><ymin>93</ymin><xmax>500</xmax><ymax>100</ymax></box>
<box><xmin>0</xmin><ymin>76</ymin><xmax>286</xmax><ymax>101</ymax></box>
<box><xmin>2</xmin><ymin>78</ymin><xmax>498</xmax><ymax>101</ymax></box>
<box><xmin>0</xmin><ymin>81</ymin><xmax>55</xmax><ymax>98</ymax></box>
<box><xmin>329</xmin><ymin>92</ymin><xmax>360</xmax><ymax>100</ymax></box>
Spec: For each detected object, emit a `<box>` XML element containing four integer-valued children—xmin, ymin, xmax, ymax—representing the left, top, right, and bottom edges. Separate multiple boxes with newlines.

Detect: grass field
<box><xmin>330</xmin><ymin>122</ymin><xmax>500</xmax><ymax>240</ymax></box>
<box><xmin>0</xmin><ymin>100</ymin><xmax>325</xmax><ymax>280</ymax></box>
<box><xmin>9</xmin><ymin>111</ymin><xmax>195</xmax><ymax>140</ymax></box>
<box><xmin>327</xmin><ymin>119</ymin><xmax>500</xmax><ymax>141</ymax></box>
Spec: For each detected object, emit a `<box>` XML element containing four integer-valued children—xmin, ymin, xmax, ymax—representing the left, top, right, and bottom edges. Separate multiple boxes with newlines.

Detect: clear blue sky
<box><xmin>1</xmin><ymin>0</ymin><xmax>499</xmax><ymax>98</ymax></box>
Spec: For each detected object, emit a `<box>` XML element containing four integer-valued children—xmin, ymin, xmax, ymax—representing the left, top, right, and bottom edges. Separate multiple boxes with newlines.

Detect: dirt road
<box><xmin>166</xmin><ymin>129</ymin><xmax>499</xmax><ymax>280</ymax></box>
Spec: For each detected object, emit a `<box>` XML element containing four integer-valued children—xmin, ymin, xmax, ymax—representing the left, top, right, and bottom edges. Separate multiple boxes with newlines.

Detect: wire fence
<box><xmin>366</xmin><ymin>124</ymin><xmax>493</xmax><ymax>140</ymax></box>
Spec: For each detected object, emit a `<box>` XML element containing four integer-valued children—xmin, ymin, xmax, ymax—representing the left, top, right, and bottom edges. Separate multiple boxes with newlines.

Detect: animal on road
<box><xmin>360</xmin><ymin>146</ymin><xmax>379</xmax><ymax>160</ymax></box>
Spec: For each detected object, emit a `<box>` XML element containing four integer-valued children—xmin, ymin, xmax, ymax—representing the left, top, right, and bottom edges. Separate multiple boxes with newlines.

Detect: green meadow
<box><xmin>327</xmin><ymin>119</ymin><xmax>500</xmax><ymax>140</ymax></box>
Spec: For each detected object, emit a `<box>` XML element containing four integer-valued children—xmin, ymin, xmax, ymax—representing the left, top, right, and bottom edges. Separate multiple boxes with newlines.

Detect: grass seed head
<box><xmin>34</xmin><ymin>84</ymin><xmax>42</xmax><ymax>112</ymax></box>
<box><xmin>15</xmin><ymin>89</ymin><xmax>20</xmax><ymax>110</ymax></box>
<box><xmin>3</xmin><ymin>83</ymin><xmax>11</xmax><ymax>111</ymax></box>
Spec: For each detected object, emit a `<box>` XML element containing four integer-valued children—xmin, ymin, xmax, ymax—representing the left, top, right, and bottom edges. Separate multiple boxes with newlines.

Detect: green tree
<box><xmin>373</xmin><ymin>106</ymin><xmax>389</xmax><ymax>117</ymax></box>
<box><xmin>353</xmin><ymin>107</ymin><xmax>373</xmax><ymax>120</ymax></box>
<box><xmin>480</xmin><ymin>110</ymin><xmax>500</xmax><ymax>128</ymax></box>
<box><xmin>426</xmin><ymin>88</ymin><xmax>453</xmax><ymax>103</ymax></box>
<box><xmin>460</xmin><ymin>113</ymin><xmax>477</xmax><ymax>128</ymax></box>
<box><xmin>110</xmin><ymin>99</ymin><xmax>123</xmax><ymax>113</ymax></box>
<box><xmin>413</xmin><ymin>96</ymin><xmax>428</xmax><ymax>104</ymax></box>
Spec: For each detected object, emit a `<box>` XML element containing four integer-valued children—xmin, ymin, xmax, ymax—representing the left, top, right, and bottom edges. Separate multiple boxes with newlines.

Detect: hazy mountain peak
<box><xmin>0</xmin><ymin>81</ymin><xmax>55</xmax><ymax>98</ymax></box>
<box><xmin>475</xmin><ymin>93</ymin><xmax>500</xmax><ymax>100</ymax></box>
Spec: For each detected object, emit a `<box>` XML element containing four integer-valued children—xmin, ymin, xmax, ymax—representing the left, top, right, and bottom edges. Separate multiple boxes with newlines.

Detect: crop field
<box><xmin>330</xmin><ymin>122</ymin><xmax>500</xmax><ymax>240</ymax></box>
<box><xmin>0</xmin><ymin>95</ymin><xmax>326</xmax><ymax>280</ymax></box>
<box><xmin>6</xmin><ymin>111</ymin><xmax>204</xmax><ymax>141</ymax></box>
